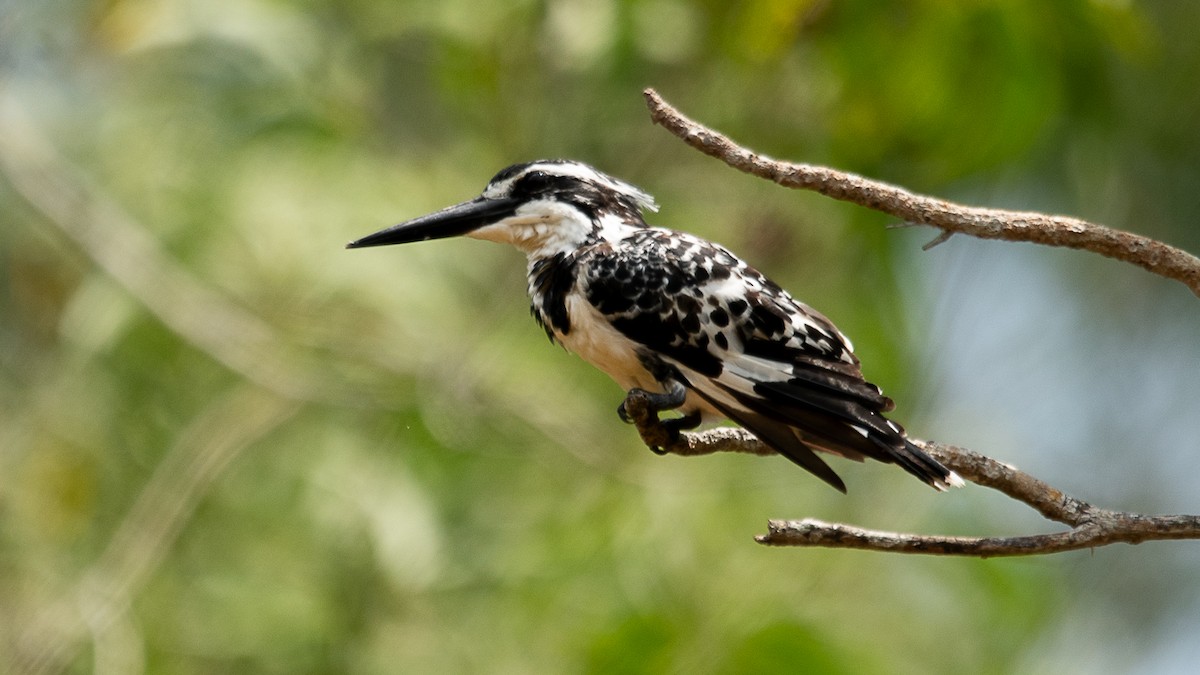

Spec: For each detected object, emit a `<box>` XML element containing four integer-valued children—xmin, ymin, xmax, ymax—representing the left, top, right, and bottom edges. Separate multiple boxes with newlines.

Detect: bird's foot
<box><xmin>617</xmin><ymin>381</ymin><xmax>687</xmax><ymax>420</ymax></box>
<box><xmin>655</xmin><ymin>412</ymin><xmax>702</xmax><ymax>453</ymax></box>
<box><xmin>618</xmin><ymin>384</ymin><xmax>696</xmax><ymax>454</ymax></box>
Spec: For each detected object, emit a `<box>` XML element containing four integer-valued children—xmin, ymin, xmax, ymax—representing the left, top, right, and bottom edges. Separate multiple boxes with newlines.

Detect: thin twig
<box><xmin>643</xmin><ymin>88</ymin><xmax>1200</xmax><ymax>298</ymax></box>
<box><xmin>622</xmin><ymin>393</ymin><xmax>1200</xmax><ymax>557</ymax></box>
<box><xmin>626</xmin><ymin>94</ymin><xmax>1200</xmax><ymax>555</ymax></box>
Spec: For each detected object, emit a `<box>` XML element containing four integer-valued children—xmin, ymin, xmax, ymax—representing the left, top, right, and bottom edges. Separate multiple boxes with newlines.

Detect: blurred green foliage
<box><xmin>3</xmin><ymin>0</ymin><xmax>1200</xmax><ymax>673</ymax></box>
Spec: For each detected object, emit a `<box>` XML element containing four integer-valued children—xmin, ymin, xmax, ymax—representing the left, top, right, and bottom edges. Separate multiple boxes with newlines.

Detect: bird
<box><xmin>347</xmin><ymin>159</ymin><xmax>962</xmax><ymax>493</ymax></box>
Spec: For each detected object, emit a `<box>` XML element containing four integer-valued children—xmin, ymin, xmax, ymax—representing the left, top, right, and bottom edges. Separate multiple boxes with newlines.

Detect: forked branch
<box><xmin>622</xmin><ymin>393</ymin><xmax>1200</xmax><ymax>557</ymax></box>
<box><xmin>633</xmin><ymin>90</ymin><xmax>1200</xmax><ymax>556</ymax></box>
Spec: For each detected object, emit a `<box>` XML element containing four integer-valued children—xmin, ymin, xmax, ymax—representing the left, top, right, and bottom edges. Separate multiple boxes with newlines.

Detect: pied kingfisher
<box><xmin>348</xmin><ymin>159</ymin><xmax>961</xmax><ymax>493</ymax></box>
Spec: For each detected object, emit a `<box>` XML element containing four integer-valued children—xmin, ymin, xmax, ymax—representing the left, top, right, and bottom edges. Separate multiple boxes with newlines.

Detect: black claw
<box><xmin>622</xmin><ymin>382</ymin><xmax>687</xmax><ymax>416</ymax></box>
<box><xmin>661</xmin><ymin>411</ymin><xmax>702</xmax><ymax>444</ymax></box>
<box><xmin>617</xmin><ymin>383</ymin><xmax>687</xmax><ymax>425</ymax></box>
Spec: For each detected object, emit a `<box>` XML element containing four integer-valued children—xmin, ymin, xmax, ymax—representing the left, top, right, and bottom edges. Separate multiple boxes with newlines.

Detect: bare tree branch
<box><xmin>643</xmin><ymin>88</ymin><xmax>1200</xmax><ymax>298</ymax></box>
<box><xmin>621</xmin><ymin>393</ymin><xmax>1200</xmax><ymax>557</ymax></box>
<box><xmin>632</xmin><ymin>91</ymin><xmax>1200</xmax><ymax>556</ymax></box>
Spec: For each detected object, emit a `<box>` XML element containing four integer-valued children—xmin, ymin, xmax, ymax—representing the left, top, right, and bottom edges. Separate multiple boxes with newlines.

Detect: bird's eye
<box><xmin>520</xmin><ymin>171</ymin><xmax>554</xmax><ymax>193</ymax></box>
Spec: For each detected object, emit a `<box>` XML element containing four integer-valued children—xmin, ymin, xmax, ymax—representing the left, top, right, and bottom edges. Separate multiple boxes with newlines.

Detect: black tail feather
<box><xmin>752</xmin><ymin>380</ymin><xmax>954</xmax><ymax>488</ymax></box>
<box><xmin>691</xmin><ymin>388</ymin><xmax>848</xmax><ymax>492</ymax></box>
<box><xmin>690</xmin><ymin>378</ymin><xmax>956</xmax><ymax>491</ymax></box>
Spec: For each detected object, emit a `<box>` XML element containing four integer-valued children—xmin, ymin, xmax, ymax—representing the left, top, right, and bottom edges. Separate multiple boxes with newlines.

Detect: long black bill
<box><xmin>346</xmin><ymin>196</ymin><xmax>520</xmax><ymax>249</ymax></box>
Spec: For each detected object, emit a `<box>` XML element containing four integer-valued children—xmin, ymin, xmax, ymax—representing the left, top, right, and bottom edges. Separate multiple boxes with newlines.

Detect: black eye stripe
<box><xmin>521</xmin><ymin>172</ymin><xmax>552</xmax><ymax>190</ymax></box>
<box><xmin>517</xmin><ymin>172</ymin><xmax>577</xmax><ymax>196</ymax></box>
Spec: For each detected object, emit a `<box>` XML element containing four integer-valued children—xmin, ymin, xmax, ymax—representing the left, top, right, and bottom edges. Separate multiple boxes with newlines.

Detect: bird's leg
<box><xmin>617</xmin><ymin>381</ymin><xmax>695</xmax><ymax>454</ymax></box>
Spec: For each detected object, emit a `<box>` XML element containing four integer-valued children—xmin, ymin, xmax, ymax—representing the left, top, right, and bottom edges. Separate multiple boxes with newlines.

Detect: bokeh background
<box><xmin>3</xmin><ymin>1</ymin><xmax>1200</xmax><ymax>673</ymax></box>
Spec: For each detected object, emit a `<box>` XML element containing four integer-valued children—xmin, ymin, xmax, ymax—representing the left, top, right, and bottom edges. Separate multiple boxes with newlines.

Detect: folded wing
<box><xmin>583</xmin><ymin>230</ymin><xmax>956</xmax><ymax>492</ymax></box>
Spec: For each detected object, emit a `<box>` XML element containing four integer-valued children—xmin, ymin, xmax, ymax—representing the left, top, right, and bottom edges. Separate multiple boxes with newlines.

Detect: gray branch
<box><xmin>631</xmin><ymin>91</ymin><xmax>1200</xmax><ymax>556</ymax></box>
<box><xmin>644</xmin><ymin>88</ymin><xmax>1200</xmax><ymax>298</ymax></box>
<box><xmin>622</xmin><ymin>392</ymin><xmax>1200</xmax><ymax>557</ymax></box>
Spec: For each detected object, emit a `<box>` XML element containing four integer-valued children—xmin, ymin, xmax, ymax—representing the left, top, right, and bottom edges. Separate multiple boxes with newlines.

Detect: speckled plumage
<box><xmin>349</xmin><ymin>159</ymin><xmax>960</xmax><ymax>492</ymax></box>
